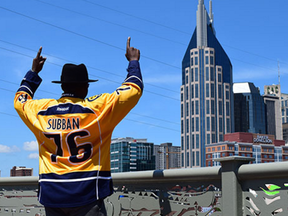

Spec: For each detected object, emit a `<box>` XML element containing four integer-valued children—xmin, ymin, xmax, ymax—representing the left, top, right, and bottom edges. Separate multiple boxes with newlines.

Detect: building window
<box><xmin>195</xmin><ymin>68</ymin><xmax>198</xmax><ymax>81</ymax></box>
<box><xmin>181</xmin><ymin>153</ymin><xmax>184</xmax><ymax>167</ymax></box>
<box><xmin>181</xmin><ymin>137</ymin><xmax>184</xmax><ymax>150</ymax></box>
<box><xmin>186</xmin><ymin>119</ymin><xmax>189</xmax><ymax>133</ymax></box>
<box><xmin>195</xmin><ymin>57</ymin><xmax>198</xmax><ymax>65</ymax></box>
<box><xmin>192</xmin><ymin>152</ymin><xmax>195</xmax><ymax>166</ymax></box>
<box><xmin>186</xmin><ymin>135</ymin><xmax>189</xmax><ymax>149</ymax></box>
<box><xmin>210</xmin><ymin>56</ymin><xmax>214</xmax><ymax>65</ymax></box>
<box><xmin>206</xmin><ymin>83</ymin><xmax>209</xmax><ymax>97</ymax></box>
<box><xmin>196</xmin><ymin>151</ymin><xmax>200</xmax><ymax>166</ymax></box>
<box><xmin>181</xmin><ymin>120</ymin><xmax>183</xmax><ymax>134</ymax></box>
<box><xmin>181</xmin><ymin>93</ymin><xmax>183</xmax><ymax>102</ymax></box>
<box><xmin>206</xmin><ymin>67</ymin><xmax>209</xmax><ymax>81</ymax></box>
<box><xmin>210</xmin><ymin>67</ymin><xmax>214</xmax><ymax>81</ymax></box>
<box><xmin>219</xmin><ymin>117</ymin><xmax>223</xmax><ymax>132</ymax></box>
<box><xmin>218</xmin><ymin>73</ymin><xmax>222</xmax><ymax>82</ymax></box>
<box><xmin>211</xmin><ymin>100</ymin><xmax>215</xmax><ymax>115</ymax></box>
<box><xmin>218</xmin><ymin>85</ymin><xmax>222</xmax><ymax>99</ymax></box>
<box><xmin>227</xmin><ymin>119</ymin><xmax>230</xmax><ymax>133</ymax></box>
<box><xmin>186</xmin><ymin>87</ymin><xmax>189</xmax><ymax>100</ymax></box>
<box><xmin>212</xmin><ymin>117</ymin><xmax>215</xmax><ymax>132</ymax></box>
<box><xmin>205</xmin><ymin>56</ymin><xmax>209</xmax><ymax>64</ymax></box>
<box><xmin>226</xmin><ymin>102</ymin><xmax>230</xmax><ymax>116</ymax></box>
<box><xmin>211</xmin><ymin>83</ymin><xmax>215</xmax><ymax>98</ymax></box>
<box><xmin>206</xmin><ymin>100</ymin><xmax>210</xmax><ymax>114</ymax></box>
<box><xmin>191</xmin><ymin>84</ymin><xmax>194</xmax><ymax>99</ymax></box>
<box><xmin>226</xmin><ymin>90</ymin><xmax>230</xmax><ymax>100</ymax></box>
<box><xmin>207</xmin><ymin>117</ymin><xmax>210</xmax><ymax>131</ymax></box>
<box><xmin>195</xmin><ymin>84</ymin><xmax>199</xmax><ymax>98</ymax></box>
<box><xmin>181</xmin><ymin>104</ymin><xmax>183</xmax><ymax>118</ymax></box>
<box><xmin>191</xmin><ymin>68</ymin><xmax>194</xmax><ymax>82</ymax></box>
<box><xmin>219</xmin><ymin>101</ymin><xmax>223</xmax><ymax>115</ymax></box>
<box><xmin>186</xmin><ymin>75</ymin><xmax>188</xmax><ymax>84</ymax></box>
<box><xmin>196</xmin><ymin>117</ymin><xmax>199</xmax><ymax>132</ymax></box>
<box><xmin>196</xmin><ymin>134</ymin><xmax>199</xmax><ymax>148</ymax></box>
<box><xmin>196</xmin><ymin>101</ymin><xmax>199</xmax><ymax>115</ymax></box>
<box><xmin>191</xmin><ymin>118</ymin><xmax>195</xmax><ymax>132</ymax></box>
<box><xmin>207</xmin><ymin>134</ymin><xmax>210</xmax><ymax>144</ymax></box>
<box><xmin>186</xmin><ymin>103</ymin><xmax>189</xmax><ymax>116</ymax></box>
<box><xmin>212</xmin><ymin>134</ymin><xmax>216</xmax><ymax>143</ymax></box>
<box><xmin>186</xmin><ymin>152</ymin><xmax>189</xmax><ymax>166</ymax></box>
<box><xmin>192</xmin><ymin>135</ymin><xmax>195</xmax><ymax>149</ymax></box>
<box><xmin>191</xmin><ymin>101</ymin><xmax>194</xmax><ymax>115</ymax></box>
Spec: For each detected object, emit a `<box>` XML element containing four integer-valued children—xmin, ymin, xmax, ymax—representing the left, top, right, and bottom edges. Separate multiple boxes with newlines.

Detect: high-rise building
<box><xmin>233</xmin><ymin>82</ymin><xmax>266</xmax><ymax>134</ymax></box>
<box><xmin>264</xmin><ymin>84</ymin><xmax>282</xmax><ymax>140</ymax></box>
<box><xmin>110</xmin><ymin>137</ymin><xmax>155</xmax><ymax>173</ymax></box>
<box><xmin>281</xmin><ymin>93</ymin><xmax>288</xmax><ymax>124</ymax></box>
<box><xmin>180</xmin><ymin>0</ymin><xmax>233</xmax><ymax>168</ymax></box>
<box><xmin>154</xmin><ymin>143</ymin><xmax>180</xmax><ymax>170</ymax></box>
<box><xmin>10</xmin><ymin>166</ymin><xmax>33</xmax><ymax>177</ymax></box>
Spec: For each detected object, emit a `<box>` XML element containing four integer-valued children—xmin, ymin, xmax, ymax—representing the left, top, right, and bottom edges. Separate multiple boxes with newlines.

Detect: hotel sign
<box><xmin>253</xmin><ymin>134</ymin><xmax>274</xmax><ymax>144</ymax></box>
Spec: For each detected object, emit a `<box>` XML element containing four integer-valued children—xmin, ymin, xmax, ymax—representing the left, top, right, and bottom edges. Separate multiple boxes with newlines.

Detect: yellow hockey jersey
<box><xmin>14</xmin><ymin>60</ymin><xmax>143</xmax><ymax>207</ymax></box>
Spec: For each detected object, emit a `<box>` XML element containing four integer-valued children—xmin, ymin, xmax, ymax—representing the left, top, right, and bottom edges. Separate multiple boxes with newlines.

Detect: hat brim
<box><xmin>52</xmin><ymin>79</ymin><xmax>98</xmax><ymax>84</ymax></box>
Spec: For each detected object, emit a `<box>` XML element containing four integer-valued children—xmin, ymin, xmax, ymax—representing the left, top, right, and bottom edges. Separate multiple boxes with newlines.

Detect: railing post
<box><xmin>215</xmin><ymin>156</ymin><xmax>254</xmax><ymax>216</ymax></box>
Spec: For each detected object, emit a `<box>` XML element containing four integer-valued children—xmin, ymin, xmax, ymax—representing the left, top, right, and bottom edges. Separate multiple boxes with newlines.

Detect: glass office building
<box><xmin>110</xmin><ymin>137</ymin><xmax>155</xmax><ymax>173</ymax></box>
<box><xmin>233</xmin><ymin>82</ymin><xmax>266</xmax><ymax>134</ymax></box>
<box><xmin>180</xmin><ymin>0</ymin><xmax>233</xmax><ymax>168</ymax></box>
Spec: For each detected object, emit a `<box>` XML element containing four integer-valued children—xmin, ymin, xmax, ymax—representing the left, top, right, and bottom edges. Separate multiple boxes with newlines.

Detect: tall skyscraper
<box><xmin>233</xmin><ymin>82</ymin><xmax>266</xmax><ymax>134</ymax></box>
<box><xmin>180</xmin><ymin>0</ymin><xmax>233</xmax><ymax>168</ymax></box>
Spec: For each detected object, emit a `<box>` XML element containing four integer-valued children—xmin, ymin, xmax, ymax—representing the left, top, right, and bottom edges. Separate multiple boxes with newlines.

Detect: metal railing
<box><xmin>0</xmin><ymin>156</ymin><xmax>288</xmax><ymax>215</ymax></box>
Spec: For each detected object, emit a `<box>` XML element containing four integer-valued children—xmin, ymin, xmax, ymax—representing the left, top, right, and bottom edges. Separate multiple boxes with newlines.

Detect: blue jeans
<box><xmin>44</xmin><ymin>200</ymin><xmax>106</xmax><ymax>216</ymax></box>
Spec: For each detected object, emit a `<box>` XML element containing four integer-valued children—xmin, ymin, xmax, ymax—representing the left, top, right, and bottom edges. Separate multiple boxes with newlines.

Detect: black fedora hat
<box><xmin>52</xmin><ymin>63</ymin><xmax>98</xmax><ymax>84</ymax></box>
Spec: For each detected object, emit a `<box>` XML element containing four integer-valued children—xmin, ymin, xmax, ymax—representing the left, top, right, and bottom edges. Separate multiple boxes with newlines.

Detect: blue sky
<box><xmin>0</xmin><ymin>0</ymin><xmax>287</xmax><ymax>177</ymax></box>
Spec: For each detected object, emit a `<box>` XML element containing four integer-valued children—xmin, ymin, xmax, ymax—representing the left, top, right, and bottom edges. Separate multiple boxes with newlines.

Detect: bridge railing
<box><xmin>0</xmin><ymin>156</ymin><xmax>288</xmax><ymax>215</ymax></box>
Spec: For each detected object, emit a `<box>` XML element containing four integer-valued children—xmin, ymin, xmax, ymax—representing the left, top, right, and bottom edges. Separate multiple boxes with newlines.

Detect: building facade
<box><xmin>181</xmin><ymin>0</ymin><xmax>233</xmax><ymax>168</ymax></box>
<box><xmin>110</xmin><ymin>137</ymin><xmax>155</xmax><ymax>173</ymax></box>
<box><xmin>206</xmin><ymin>132</ymin><xmax>287</xmax><ymax>167</ymax></box>
<box><xmin>264</xmin><ymin>84</ymin><xmax>282</xmax><ymax>140</ymax></box>
<box><xmin>233</xmin><ymin>82</ymin><xmax>266</xmax><ymax>134</ymax></box>
<box><xmin>10</xmin><ymin>166</ymin><xmax>33</xmax><ymax>177</ymax></box>
<box><xmin>281</xmin><ymin>93</ymin><xmax>288</xmax><ymax>124</ymax></box>
<box><xmin>154</xmin><ymin>143</ymin><xmax>180</xmax><ymax>170</ymax></box>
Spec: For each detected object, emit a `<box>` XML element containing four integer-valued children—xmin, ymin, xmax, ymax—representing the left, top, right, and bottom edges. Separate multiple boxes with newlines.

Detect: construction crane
<box><xmin>158</xmin><ymin>146</ymin><xmax>180</xmax><ymax>170</ymax></box>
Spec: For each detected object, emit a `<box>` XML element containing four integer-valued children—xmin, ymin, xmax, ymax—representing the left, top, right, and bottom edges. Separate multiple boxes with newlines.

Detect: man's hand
<box><xmin>125</xmin><ymin>37</ymin><xmax>140</xmax><ymax>62</ymax></box>
<box><xmin>32</xmin><ymin>47</ymin><xmax>46</xmax><ymax>73</ymax></box>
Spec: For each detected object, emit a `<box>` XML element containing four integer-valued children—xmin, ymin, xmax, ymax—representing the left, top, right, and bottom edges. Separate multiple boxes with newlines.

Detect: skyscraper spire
<box><xmin>196</xmin><ymin>0</ymin><xmax>208</xmax><ymax>47</ymax></box>
<box><xmin>209</xmin><ymin>0</ymin><xmax>214</xmax><ymax>25</ymax></box>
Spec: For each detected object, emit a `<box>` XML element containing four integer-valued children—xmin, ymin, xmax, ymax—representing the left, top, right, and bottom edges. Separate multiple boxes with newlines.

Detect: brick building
<box><xmin>206</xmin><ymin>132</ymin><xmax>288</xmax><ymax>166</ymax></box>
<box><xmin>10</xmin><ymin>166</ymin><xmax>33</xmax><ymax>177</ymax></box>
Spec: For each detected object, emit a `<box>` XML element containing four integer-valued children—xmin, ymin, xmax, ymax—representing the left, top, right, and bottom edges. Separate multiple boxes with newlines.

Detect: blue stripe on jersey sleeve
<box><xmin>17</xmin><ymin>70</ymin><xmax>42</xmax><ymax>97</ymax></box>
<box><xmin>124</xmin><ymin>60</ymin><xmax>143</xmax><ymax>91</ymax></box>
<box><xmin>38</xmin><ymin>103</ymin><xmax>95</xmax><ymax>116</ymax></box>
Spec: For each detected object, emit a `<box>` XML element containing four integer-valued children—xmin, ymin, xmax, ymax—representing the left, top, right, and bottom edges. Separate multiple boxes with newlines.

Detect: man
<box><xmin>14</xmin><ymin>37</ymin><xmax>142</xmax><ymax>216</ymax></box>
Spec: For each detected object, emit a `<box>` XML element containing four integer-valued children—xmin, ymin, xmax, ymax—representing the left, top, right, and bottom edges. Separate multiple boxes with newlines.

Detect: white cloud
<box><xmin>0</xmin><ymin>144</ymin><xmax>20</xmax><ymax>153</ymax></box>
<box><xmin>23</xmin><ymin>141</ymin><xmax>38</xmax><ymax>151</ymax></box>
<box><xmin>28</xmin><ymin>153</ymin><xmax>39</xmax><ymax>159</ymax></box>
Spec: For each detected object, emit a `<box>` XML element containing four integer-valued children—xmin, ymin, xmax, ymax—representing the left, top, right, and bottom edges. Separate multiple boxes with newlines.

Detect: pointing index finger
<box><xmin>126</xmin><ymin>37</ymin><xmax>131</xmax><ymax>50</ymax></box>
<box><xmin>37</xmin><ymin>47</ymin><xmax>43</xmax><ymax>58</ymax></box>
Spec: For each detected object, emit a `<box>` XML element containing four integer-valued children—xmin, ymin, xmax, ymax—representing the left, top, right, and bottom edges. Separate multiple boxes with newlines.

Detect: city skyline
<box><xmin>0</xmin><ymin>0</ymin><xmax>287</xmax><ymax>176</ymax></box>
